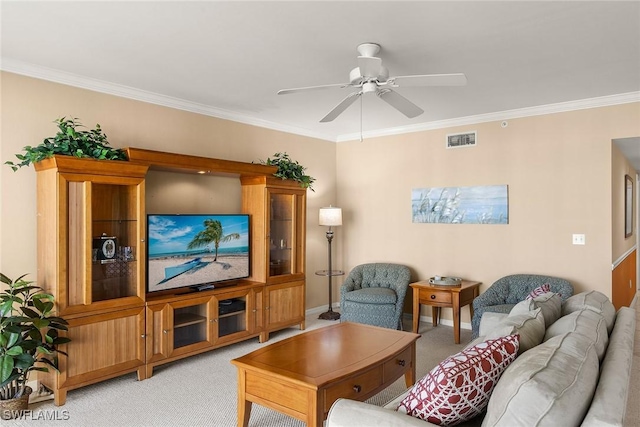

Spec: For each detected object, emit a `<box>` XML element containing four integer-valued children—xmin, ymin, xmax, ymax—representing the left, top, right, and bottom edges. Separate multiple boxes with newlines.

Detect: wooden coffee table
<box><xmin>231</xmin><ymin>322</ymin><xmax>420</xmax><ymax>427</ymax></box>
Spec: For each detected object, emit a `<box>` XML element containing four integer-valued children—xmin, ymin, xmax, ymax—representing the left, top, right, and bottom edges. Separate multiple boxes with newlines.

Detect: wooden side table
<box><xmin>410</xmin><ymin>280</ymin><xmax>482</xmax><ymax>343</ymax></box>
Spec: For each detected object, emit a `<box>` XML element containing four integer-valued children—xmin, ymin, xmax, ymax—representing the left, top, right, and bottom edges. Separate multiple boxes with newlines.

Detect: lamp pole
<box><xmin>317</xmin><ymin>206</ymin><xmax>343</xmax><ymax>321</ymax></box>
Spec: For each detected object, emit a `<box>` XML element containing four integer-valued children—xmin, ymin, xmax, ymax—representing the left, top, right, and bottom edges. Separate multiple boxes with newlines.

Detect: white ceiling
<box><xmin>1</xmin><ymin>1</ymin><xmax>639</xmax><ymax>145</ymax></box>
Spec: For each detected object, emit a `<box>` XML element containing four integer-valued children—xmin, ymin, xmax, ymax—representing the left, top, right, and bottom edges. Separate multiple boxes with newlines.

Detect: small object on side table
<box><xmin>411</xmin><ymin>279</ymin><xmax>482</xmax><ymax>343</ymax></box>
<box><xmin>315</xmin><ymin>269</ymin><xmax>345</xmax><ymax>320</ymax></box>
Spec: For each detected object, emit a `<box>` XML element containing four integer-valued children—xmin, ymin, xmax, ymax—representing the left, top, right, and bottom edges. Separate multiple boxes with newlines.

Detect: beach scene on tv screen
<box><xmin>148</xmin><ymin>215</ymin><xmax>250</xmax><ymax>291</ymax></box>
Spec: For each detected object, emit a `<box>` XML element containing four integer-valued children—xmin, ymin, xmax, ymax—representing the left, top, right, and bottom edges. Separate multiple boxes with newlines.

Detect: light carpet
<box><xmin>6</xmin><ymin>315</ymin><xmax>470</xmax><ymax>427</ymax></box>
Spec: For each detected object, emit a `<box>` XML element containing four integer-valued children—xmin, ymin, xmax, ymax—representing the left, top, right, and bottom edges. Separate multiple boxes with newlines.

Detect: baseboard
<box><xmin>306</xmin><ymin>306</ymin><xmax>471</xmax><ymax>330</ymax></box>
<box><xmin>306</xmin><ymin>303</ymin><xmax>342</xmax><ymax>316</ymax></box>
<box><xmin>402</xmin><ymin>312</ymin><xmax>472</xmax><ymax>330</ymax></box>
<box><xmin>26</xmin><ymin>379</ymin><xmax>54</xmax><ymax>404</ymax></box>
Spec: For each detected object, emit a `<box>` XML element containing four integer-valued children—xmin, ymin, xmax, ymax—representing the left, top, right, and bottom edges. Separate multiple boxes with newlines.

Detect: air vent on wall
<box><xmin>447</xmin><ymin>131</ymin><xmax>476</xmax><ymax>149</ymax></box>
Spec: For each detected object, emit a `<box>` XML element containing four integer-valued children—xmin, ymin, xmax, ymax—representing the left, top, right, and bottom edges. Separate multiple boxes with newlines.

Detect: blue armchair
<box><xmin>340</xmin><ymin>263</ymin><xmax>411</xmax><ymax>330</ymax></box>
<box><xmin>471</xmin><ymin>274</ymin><xmax>574</xmax><ymax>338</ymax></box>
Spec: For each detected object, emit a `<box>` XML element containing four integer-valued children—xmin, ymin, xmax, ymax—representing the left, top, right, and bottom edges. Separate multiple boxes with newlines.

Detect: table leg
<box><xmin>404</xmin><ymin>367</ymin><xmax>416</xmax><ymax>388</ymax></box>
<box><xmin>453</xmin><ymin>294</ymin><xmax>461</xmax><ymax>344</ymax></box>
<box><xmin>432</xmin><ymin>307</ymin><xmax>439</xmax><ymax>327</ymax></box>
<box><xmin>237</xmin><ymin>370</ymin><xmax>251</xmax><ymax>427</ymax></box>
<box><xmin>238</xmin><ymin>401</ymin><xmax>252</xmax><ymax>427</ymax></box>
<box><xmin>412</xmin><ymin>289</ymin><xmax>420</xmax><ymax>333</ymax></box>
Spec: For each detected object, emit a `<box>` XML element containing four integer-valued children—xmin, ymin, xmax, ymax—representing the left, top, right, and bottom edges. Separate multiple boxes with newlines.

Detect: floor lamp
<box><xmin>317</xmin><ymin>206</ymin><xmax>343</xmax><ymax>320</ymax></box>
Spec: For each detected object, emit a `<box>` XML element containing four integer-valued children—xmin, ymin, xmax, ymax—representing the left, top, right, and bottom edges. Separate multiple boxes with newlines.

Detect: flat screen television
<box><xmin>146</xmin><ymin>214</ymin><xmax>250</xmax><ymax>293</ymax></box>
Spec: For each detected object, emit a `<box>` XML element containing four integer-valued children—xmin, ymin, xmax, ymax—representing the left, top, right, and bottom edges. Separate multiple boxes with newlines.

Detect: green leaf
<box><xmin>6</xmin><ymin>345</ymin><xmax>23</xmax><ymax>356</ymax></box>
<box><xmin>0</xmin><ymin>355</ymin><xmax>15</xmax><ymax>383</ymax></box>
<box><xmin>7</xmin><ymin>332</ymin><xmax>20</xmax><ymax>348</ymax></box>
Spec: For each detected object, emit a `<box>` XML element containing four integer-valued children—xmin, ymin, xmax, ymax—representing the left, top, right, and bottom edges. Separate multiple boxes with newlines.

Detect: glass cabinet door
<box><xmin>173</xmin><ymin>302</ymin><xmax>210</xmax><ymax>349</ymax></box>
<box><xmin>90</xmin><ymin>183</ymin><xmax>140</xmax><ymax>302</ymax></box>
<box><xmin>269</xmin><ymin>193</ymin><xmax>294</xmax><ymax>277</ymax></box>
<box><xmin>65</xmin><ymin>176</ymin><xmax>145</xmax><ymax>313</ymax></box>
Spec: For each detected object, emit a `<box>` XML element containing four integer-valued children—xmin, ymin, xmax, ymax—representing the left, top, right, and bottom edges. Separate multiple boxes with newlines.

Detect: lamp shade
<box><xmin>319</xmin><ymin>206</ymin><xmax>342</xmax><ymax>226</ymax></box>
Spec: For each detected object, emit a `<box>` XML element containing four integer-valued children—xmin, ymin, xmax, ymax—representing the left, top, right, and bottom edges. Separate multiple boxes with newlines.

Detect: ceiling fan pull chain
<box><xmin>359</xmin><ymin>95</ymin><xmax>362</xmax><ymax>141</ymax></box>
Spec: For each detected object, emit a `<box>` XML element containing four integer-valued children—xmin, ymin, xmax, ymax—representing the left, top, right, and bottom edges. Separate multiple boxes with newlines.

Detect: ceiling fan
<box><xmin>277</xmin><ymin>43</ymin><xmax>467</xmax><ymax>123</ymax></box>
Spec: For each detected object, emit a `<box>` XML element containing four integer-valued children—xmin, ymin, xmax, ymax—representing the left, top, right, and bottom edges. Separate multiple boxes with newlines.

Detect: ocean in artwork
<box><xmin>412</xmin><ymin>185</ymin><xmax>508</xmax><ymax>224</ymax></box>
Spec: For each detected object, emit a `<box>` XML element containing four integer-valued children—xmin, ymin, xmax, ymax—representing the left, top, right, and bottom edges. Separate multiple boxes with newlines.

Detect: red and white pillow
<box><xmin>397</xmin><ymin>335</ymin><xmax>519</xmax><ymax>426</ymax></box>
<box><xmin>525</xmin><ymin>283</ymin><xmax>551</xmax><ymax>300</ymax></box>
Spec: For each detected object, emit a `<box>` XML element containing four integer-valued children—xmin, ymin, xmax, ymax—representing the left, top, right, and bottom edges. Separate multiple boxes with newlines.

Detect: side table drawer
<box><xmin>324</xmin><ymin>366</ymin><xmax>383</xmax><ymax>412</ymax></box>
<box><xmin>420</xmin><ymin>289</ymin><xmax>452</xmax><ymax>304</ymax></box>
<box><xmin>383</xmin><ymin>346</ymin><xmax>413</xmax><ymax>383</ymax></box>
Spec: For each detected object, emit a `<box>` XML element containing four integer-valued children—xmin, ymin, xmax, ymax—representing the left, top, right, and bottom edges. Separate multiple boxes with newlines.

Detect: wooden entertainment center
<box><xmin>35</xmin><ymin>148</ymin><xmax>307</xmax><ymax>405</ymax></box>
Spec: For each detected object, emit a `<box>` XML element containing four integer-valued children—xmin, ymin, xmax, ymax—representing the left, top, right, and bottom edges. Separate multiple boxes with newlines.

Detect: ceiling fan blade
<box><xmin>320</xmin><ymin>92</ymin><xmax>362</xmax><ymax>123</ymax></box>
<box><xmin>357</xmin><ymin>56</ymin><xmax>382</xmax><ymax>78</ymax></box>
<box><xmin>389</xmin><ymin>73</ymin><xmax>467</xmax><ymax>87</ymax></box>
<box><xmin>376</xmin><ymin>89</ymin><xmax>424</xmax><ymax>118</ymax></box>
<box><xmin>277</xmin><ymin>83</ymin><xmax>351</xmax><ymax>95</ymax></box>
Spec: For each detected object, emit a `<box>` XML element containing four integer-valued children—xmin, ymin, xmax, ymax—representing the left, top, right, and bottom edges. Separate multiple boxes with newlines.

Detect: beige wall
<box><xmin>611</xmin><ymin>142</ymin><xmax>637</xmax><ymax>262</ymax></box>
<box><xmin>0</xmin><ymin>72</ymin><xmax>337</xmax><ymax>309</ymax></box>
<box><xmin>336</xmin><ymin>103</ymin><xmax>640</xmax><ymax>323</ymax></box>
<box><xmin>2</xmin><ymin>71</ymin><xmax>640</xmax><ymax>319</ymax></box>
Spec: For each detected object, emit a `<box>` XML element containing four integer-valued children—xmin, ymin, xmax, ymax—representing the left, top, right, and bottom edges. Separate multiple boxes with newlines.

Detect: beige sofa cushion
<box><xmin>484</xmin><ymin>307</ymin><xmax>545</xmax><ymax>354</ymax></box>
<box><xmin>482</xmin><ymin>332</ymin><xmax>599</xmax><ymax>427</ymax></box>
<box><xmin>478</xmin><ymin>312</ymin><xmax>509</xmax><ymax>337</ymax></box>
<box><xmin>544</xmin><ymin>308</ymin><xmax>609</xmax><ymax>361</ymax></box>
<box><xmin>510</xmin><ymin>292</ymin><xmax>562</xmax><ymax>328</ymax></box>
<box><xmin>562</xmin><ymin>290</ymin><xmax>616</xmax><ymax>334</ymax></box>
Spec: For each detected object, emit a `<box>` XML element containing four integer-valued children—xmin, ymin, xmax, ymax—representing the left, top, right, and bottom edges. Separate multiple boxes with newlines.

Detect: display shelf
<box><xmin>174</xmin><ymin>312</ymin><xmax>207</xmax><ymax>328</ymax></box>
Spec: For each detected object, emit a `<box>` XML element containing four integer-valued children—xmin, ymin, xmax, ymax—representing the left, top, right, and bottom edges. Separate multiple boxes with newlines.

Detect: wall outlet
<box><xmin>572</xmin><ymin>234</ymin><xmax>586</xmax><ymax>245</ymax></box>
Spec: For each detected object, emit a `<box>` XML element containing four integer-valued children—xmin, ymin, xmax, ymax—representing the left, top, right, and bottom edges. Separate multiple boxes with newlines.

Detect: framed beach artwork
<box><xmin>412</xmin><ymin>185</ymin><xmax>508</xmax><ymax>224</ymax></box>
<box><xmin>625</xmin><ymin>175</ymin><xmax>633</xmax><ymax>238</ymax></box>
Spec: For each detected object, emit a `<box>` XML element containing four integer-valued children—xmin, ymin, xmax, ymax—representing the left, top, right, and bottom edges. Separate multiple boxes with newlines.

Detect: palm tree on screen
<box><xmin>187</xmin><ymin>219</ymin><xmax>240</xmax><ymax>261</ymax></box>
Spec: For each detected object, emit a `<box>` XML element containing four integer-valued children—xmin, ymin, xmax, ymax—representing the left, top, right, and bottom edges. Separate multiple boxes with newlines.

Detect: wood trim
<box><xmin>612</xmin><ymin>249</ymin><xmax>636</xmax><ymax>309</ymax></box>
<box><xmin>126</xmin><ymin>147</ymin><xmax>277</xmax><ymax>176</ymax></box>
<box><xmin>34</xmin><ymin>155</ymin><xmax>148</xmax><ymax>177</ymax></box>
<box><xmin>240</xmin><ymin>174</ymin><xmax>308</xmax><ymax>190</ymax></box>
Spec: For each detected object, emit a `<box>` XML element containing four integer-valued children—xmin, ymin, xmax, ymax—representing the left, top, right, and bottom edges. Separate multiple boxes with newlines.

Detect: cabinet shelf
<box><xmin>219</xmin><ymin>310</ymin><xmax>245</xmax><ymax>319</ymax></box>
<box><xmin>174</xmin><ymin>312</ymin><xmax>207</xmax><ymax>328</ymax></box>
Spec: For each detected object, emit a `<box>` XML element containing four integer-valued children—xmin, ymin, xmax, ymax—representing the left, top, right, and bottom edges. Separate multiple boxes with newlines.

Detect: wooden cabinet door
<box><xmin>146</xmin><ymin>303</ymin><xmax>171</xmax><ymax>364</ymax></box>
<box><xmin>265</xmin><ymin>280</ymin><xmax>305</xmax><ymax>332</ymax></box>
<box><xmin>57</xmin><ymin>308</ymin><xmax>146</xmax><ymax>390</ymax></box>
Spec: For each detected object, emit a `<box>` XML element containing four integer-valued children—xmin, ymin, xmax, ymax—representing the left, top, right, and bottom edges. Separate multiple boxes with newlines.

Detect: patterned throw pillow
<box><xmin>396</xmin><ymin>335</ymin><xmax>520</xmax><ymax>426</ymax></box>
<box><xmin>525</xmin><ymin>283</ymin><xmax>551</xmax><ymax>300</ymax></box>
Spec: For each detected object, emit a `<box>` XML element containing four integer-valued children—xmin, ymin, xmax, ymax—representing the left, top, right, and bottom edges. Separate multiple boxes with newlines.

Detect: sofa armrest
<box><xmin>327</xmin><ymin>399</ymin><xmax>439</xmax><ymax>427</ymax></box>
<box><xmin>581</xmin><ymin>307</ymin><xmax>636</xmax><ymax>427</ymax></box>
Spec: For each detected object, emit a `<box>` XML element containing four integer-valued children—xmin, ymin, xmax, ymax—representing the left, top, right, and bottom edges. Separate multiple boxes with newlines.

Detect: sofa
<box><xmin>471</xmin><ymin>274</ymin><xmax>574</xmax><ymax>338</ymax></box>
<box><xmin>327</xmin><ymin>290</ymin><xmax>636</xmax><ymax>427</ymax></box>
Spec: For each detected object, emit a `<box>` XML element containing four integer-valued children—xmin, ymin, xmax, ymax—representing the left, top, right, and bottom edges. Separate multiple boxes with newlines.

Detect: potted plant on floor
<box><xmin>5</xmin><ymin>117</ymin><xmax>127</xmax><ymax>171</ymax></box>
<box><xmin>0</xmin><ymin>273</ymin><xmax>70</xmax><ymax>419</ymax></box>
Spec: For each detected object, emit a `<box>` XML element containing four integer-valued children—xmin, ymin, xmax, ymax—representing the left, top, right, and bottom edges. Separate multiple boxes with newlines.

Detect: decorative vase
<box><xmin>0</xmin><ymin>386</ymin><xmax>32</xmax><ymax>420</ymax></box>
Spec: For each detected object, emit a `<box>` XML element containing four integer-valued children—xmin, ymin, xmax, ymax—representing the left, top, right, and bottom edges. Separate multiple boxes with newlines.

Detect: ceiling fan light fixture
<box><xmin>356</xmin><ymin>42</ymin><xmax>381</xmax><ymax>58</ymax></box>
<box><xmin>362</xmin><ymin>81</ymin><xmax>377</xmax><ymax>94</ymax></box>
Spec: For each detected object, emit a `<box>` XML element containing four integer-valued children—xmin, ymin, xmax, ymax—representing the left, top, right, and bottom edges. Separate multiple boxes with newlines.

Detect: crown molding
<box><xmin>0</xmin><ymin>58</ymin><xmax>336</xmax><ymax>142</ymax></box>
<box><xmin>336</xmin><ymin>91</ymin><xmax>640</xmax><ymax>142</ymax></box>
<box><xmin>2</xmin><ymin>58</ymin><xmax>638</xmax><ymax>144</ymax></box>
